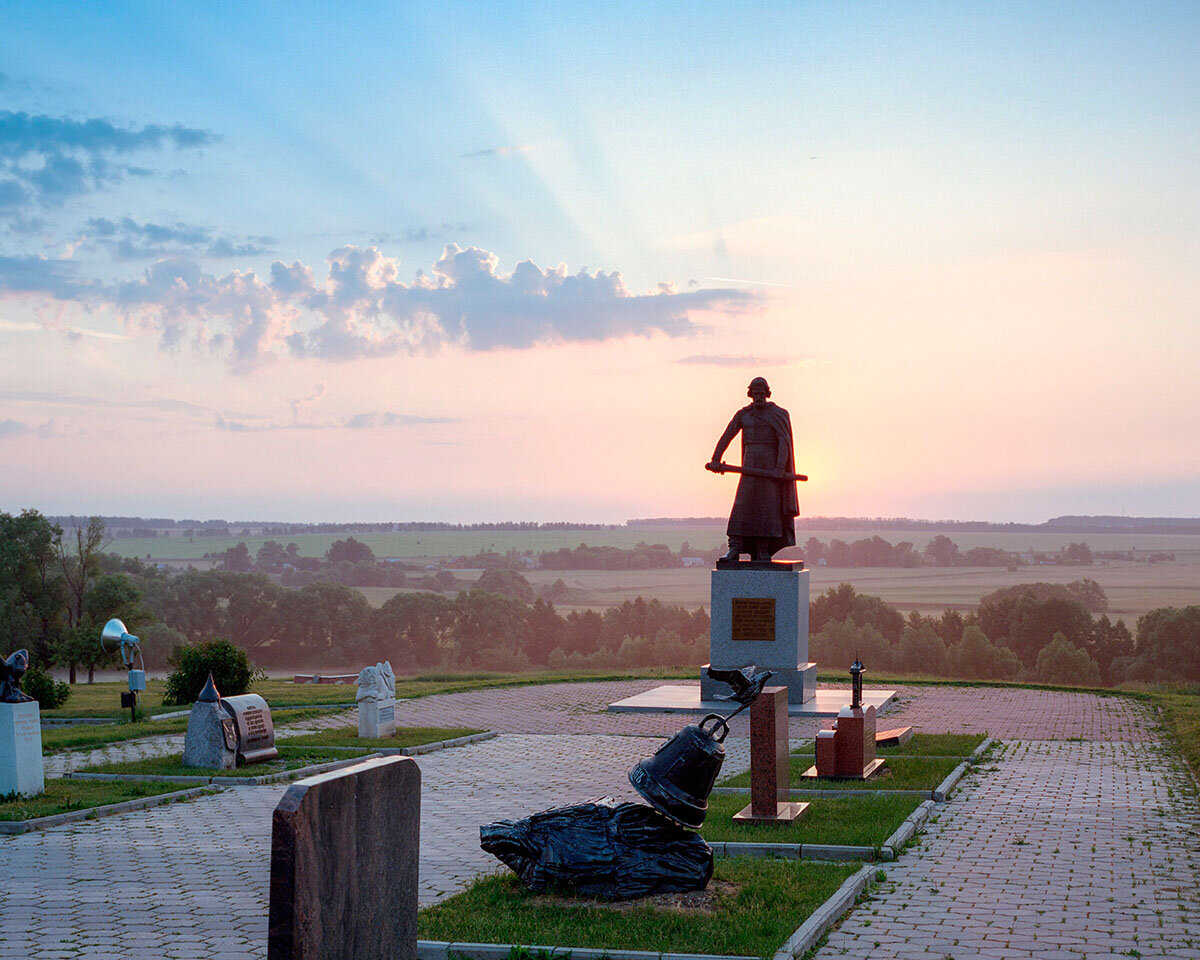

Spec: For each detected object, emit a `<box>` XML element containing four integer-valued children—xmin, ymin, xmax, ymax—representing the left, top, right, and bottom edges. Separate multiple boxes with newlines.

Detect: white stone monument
<box><xmin>0</xmin><ymin>698</ymin><xmax>44</xmax><ymax>797</ymax></box>
<box><xmin>356</xmin><ymin>661</ymin><xmax>396</xmax><ymax>739</ymax></box>
<box><xmin>700</xmin><ymin>562</ymin><xmax>816</xmax><ymax>704</ymax></box>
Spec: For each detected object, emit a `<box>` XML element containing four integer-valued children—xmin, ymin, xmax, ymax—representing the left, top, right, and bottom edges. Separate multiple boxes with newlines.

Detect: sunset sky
<box><xmin>2</xmin><ymin>3</ymin><xmax>1198</xmax><ymax>523</ymax></box>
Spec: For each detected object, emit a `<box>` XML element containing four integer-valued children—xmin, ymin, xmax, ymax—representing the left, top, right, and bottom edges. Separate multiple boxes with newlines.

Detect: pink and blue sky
<box><xmin>1</xmin><ymin>2</ymin><xmax>1198</xmax><ymax>523</ymax></box>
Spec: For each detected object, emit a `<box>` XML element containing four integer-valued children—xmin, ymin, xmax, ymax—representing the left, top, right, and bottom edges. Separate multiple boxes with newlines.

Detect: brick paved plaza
<box><xmin>2</xmin><ymin>680</ymin><xmax>1198</xmax><ymax>959</ymax></box>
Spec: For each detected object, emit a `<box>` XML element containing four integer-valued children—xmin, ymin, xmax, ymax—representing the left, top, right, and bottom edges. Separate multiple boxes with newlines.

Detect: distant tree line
<box><xmin>5</xmin><ymin>510</ymin><xmax>1197</xmax><ymax>689</ymax></box>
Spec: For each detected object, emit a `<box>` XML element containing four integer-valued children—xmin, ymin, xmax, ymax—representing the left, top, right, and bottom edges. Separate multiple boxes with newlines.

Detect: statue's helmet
<box><xmin>747</xmin><ymin>376</ymin><xmax>771</xmax><ymax>398</ymax></box>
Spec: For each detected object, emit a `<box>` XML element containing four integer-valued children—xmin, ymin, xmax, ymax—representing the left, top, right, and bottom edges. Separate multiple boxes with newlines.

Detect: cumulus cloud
<box><xmin>0</xmin><ymin>242</ymin><xmax>754</xmax><ymax>372</ymax></box>
<box><xmin>0</xmin><ymin>110</ymin><xmax>217</xmax><ymax>213</ymax></box>
<box><xmin>83</xmin><ymin>217</ymin><xmax>275</xmax><ymax>261</ymax></box>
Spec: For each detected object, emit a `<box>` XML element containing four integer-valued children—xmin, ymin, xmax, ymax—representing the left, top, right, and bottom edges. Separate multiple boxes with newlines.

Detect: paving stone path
<box><xmin>818</xmin><ymin>738</ymin><xmax>1200</xmax><ymax>959</ymax></box>
<box><xmin>3</xmin><ymin>680</ymin><xmax>1198</xmax><ymax>959</ymax></box>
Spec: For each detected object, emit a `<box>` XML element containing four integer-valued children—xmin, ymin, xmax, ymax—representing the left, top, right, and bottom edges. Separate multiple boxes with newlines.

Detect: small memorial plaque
<box><xmin>378</xmin><ymin>704</ymin><xmax>395</xmax><ymax>724</ymax></box>
<box><xmin>731</xmin><ymin>597</ymin><xmax>776</xmax><ymax>642</ymax></box>
<box><xmin>221</xmin><ymin>693</ymin><xmax>279</xmax><ymax>764</ymax></box>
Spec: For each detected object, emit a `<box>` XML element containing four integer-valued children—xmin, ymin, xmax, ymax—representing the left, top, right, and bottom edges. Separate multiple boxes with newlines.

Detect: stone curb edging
<box><xmin>272</xmin><ymin>730</ymin><xmax>498</xmax><ymax>755</ymax></box>
<box><xmin>708</xmin><ymin>841</ymin><xmax>877</xmax><ymax>862</ymax></box>
<box><xmin>932</xmin><ymin>761</ymin><xmax>970</xmax><ymax>802</ymax></box>
<box><xmin>772</xmin><ymin>863</ymin><xmax>875</xmax><ymax>960</ymax></box>
<box><xmin>970</xmin><ymin>736</ymin><xmax>996</xmax><ymax>759</ymax></box>
<box><xmin>0</xmin><ymin>784</ymin><xmax>219</xmax><ymax>835</ymax></box>
<box><xmin>66</xmin><ymin>755</ymin><xmax>371</xmax><ymax>787</ymax></box>
<box><xmin>418</xmin><ymin>942</ymin><xmax>758</xmax><ymax>960</ymax></box>
<box><xmin>710</xmin><ymin>786</ymin><xmax>933</xmax><ymax>800</ymax></box>
<box><xmin>878</xmin><ymin>799</ymin><xmax>935</xmax><ymax>861</ymax></box>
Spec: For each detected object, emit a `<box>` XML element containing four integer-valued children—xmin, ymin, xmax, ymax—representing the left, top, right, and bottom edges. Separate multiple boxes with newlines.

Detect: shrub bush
<box><xmin>163</xmin><ymin>638</ymin><xmax>264</xmax><ymax>705</ymax></box>
<box><xmin>22</xmin><ymin>665</ymin><xmax>71</xmax><ymax>709</ymax></box>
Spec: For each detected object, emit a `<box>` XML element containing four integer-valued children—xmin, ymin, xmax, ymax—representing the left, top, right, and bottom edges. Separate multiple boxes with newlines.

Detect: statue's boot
<box><xmin>721</xmin><ymin>538</ymin><xmax>743</xmax><ymax>562</ymax></box>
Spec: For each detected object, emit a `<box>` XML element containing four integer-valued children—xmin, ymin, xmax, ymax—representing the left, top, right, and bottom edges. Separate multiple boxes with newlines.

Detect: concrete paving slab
<box><xmin>608</xmin><ymin>684</ymin><xmax>896</xmax><ymax>716</ymax></box>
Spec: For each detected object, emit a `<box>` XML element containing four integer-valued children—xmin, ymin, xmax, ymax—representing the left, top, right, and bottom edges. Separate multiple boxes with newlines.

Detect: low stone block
<box><xmin>0</xmin><ymin>700</ymin><xmax>44</xmax><ymax>796</ymax></box>
<box><xmin>269</xmin><ymin>755</ymin><xmax>420</xmax><ymax>960</ymax></box>
<box><xmin>359</xmin><ymin>698</ymin><xmax>397</xmax><ymax>739</ymax></box>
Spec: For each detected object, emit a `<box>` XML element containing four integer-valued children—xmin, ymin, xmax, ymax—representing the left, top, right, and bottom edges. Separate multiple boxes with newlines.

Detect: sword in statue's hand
<box><xmin>705</xmin><ymin>461</ymin><xmax>808</xmax><ymax>482</ymax></box>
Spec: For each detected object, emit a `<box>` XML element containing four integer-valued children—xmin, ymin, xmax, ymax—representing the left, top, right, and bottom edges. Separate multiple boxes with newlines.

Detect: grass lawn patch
<box><xmin>418</xmin><ymin>857</ymin><xmax>857</xmax><ymax>959</ymax></box>
<box><xmin>76</xmin><ymin>744</ymin><xmax>370</xmax><ymax>778</ymax></box>
<box><xmin>281</xmin><ymin>726</ymin><xmax>484</xmax><ymax>749</ymax></box>
<box><xmin>788</xmin><ymin>733</ymin><xmax>986</xmax><ymax>758</ymax></box>
<box><xmin>0</xmin><ymin>778</ymin><xmax>192</xmax><ymax>821</ymax></box>
<box><xmin>1151</xmin><ymin>687</ymin><xmax>1200</xmax><ymax>784</ymax></box>
<box><xmin>40</xmin><ymin>707</ymin><xmax>336</xmax><ymax>754</ymax></box>
<box><xmin>700</xmin><ymin>793</ymin><xmax>922</xmax><ymax>847</ymax></box>
<box><xmin>718</xmin><ymin>756</ymin><xmax>961</xmax><ymax>792</ymax></box>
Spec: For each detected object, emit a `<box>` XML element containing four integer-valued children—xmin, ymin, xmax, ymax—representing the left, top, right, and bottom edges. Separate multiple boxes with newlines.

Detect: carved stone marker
<box><xmin>733</xmin><ymin>686</ymin><xmax>806</xmax><ymax>823</ymax></box>
<box><xmin>357</xmin><ymin>661</ymin><xmax>397</xmax><ymax>739</ymax></box>
<box><xmin>269</xmin><ymin>755</ymin><xmax>420</xmax><ymax>960</ymax></box>
<box><xmin>182</xmin><ymin>674</ymin><xmax>237</xmax><ymax>770</ymax></box>
<box><xmin>222</xmin><ymin>693</ymin><xmax>279</xmax><ymax>763</ymax></box>
<box><xmin>0</xmin><ymin>699</ymin><xmax>44</xmax><ymax>797</ymax></box>
<box><xmin>702</xmin><ymin>565</ymin><xmax>816</xmax><ymax>704</ymax></box>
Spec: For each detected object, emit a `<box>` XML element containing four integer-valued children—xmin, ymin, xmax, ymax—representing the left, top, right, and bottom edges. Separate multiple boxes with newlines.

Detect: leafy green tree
<box><xmin>897</xmin><ymin>624</ymin><xmax>949</xmax><ymax>676</ymax></box>
<box><xmin>1035</xmin><ymin>632</ymin><xmax>1101</xmax><ymax>686</ymax></box>
<box><xmin>1085</xmin><ymin>615</ymin><xmax>1133</xmax><ymax>684</ymax></box>
<box><xmin>924</xmin><ymin>535</ymin><xmax>960</xmax><ymax>567</ymax></box>
<box><xmin>975</xmin><ymin>591</ymin><xmax>1093</xmax><ymax>667</ymax></box>
<box><xmin>0</xmin><ymin>509</ymin><xmax>65</xmax><ymax>664</ymax></box>
<box><xmin>810</xmin><ymin>584</ymin><xmax>905</xmax><ymax>642</ymax></box>
<box><xmin>810</xmin><ymin>620</ymin><xmax>894</xmax><ymax>672</ymax></box>
<box><xmin>524</xmin><ymin>598</ymin><xmax>565</xmax><ymax>665</ymax></box>
<box><xmin>56</xmin><ymin>516</ymin><xmax>106</xmax><ymax>681</ymax></box>
<box><xmin>326</xmin><ymin>537</ymin><xmax>376</xmax><ymax>566</ymax></box>
<box><xmin>163</xmin><ymin>638</ymin><xmax>264</xmax><ymax>705</ymax></box>
<box><xmin>946</xmin><ymin>626</ymin><xmax>1021</xmax><ymax>680</ymax></box>
<box><xmin>277</xmin><ymin>582</ymin><xmax>373</xmax><ymax>666</ymax></box>
<box><xmin>255</xmin><ymin>540</ymin><xmax>289</xmax><ymax>572</ymax></box>
<box><xmin>1124</xmin><ymin>606</ymin><xmax>1200</xmax><ymax>683</ymax></box>
<box><xmin>221</xmin><ymin>542</ymin><xmax>253</xmax><ymax>572</ymax></box>
<box><xmin>477</xmin><ymin>568</ymin><xmax>535</xmax><ymax>603</ymax></box>
<box><xmin>372</xmin><ymin>591</ymin><xmax>455</xmax><ymax>666</ymax></box>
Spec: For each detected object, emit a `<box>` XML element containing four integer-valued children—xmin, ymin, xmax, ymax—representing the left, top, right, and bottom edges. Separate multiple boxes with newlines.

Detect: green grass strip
<box><xmin>0</xmin><ymin>778</ymin><xmax>192</xmax><ymax>821</ymax></box>
<box><xmin>1150</xmin><ymin>687</ymin><xmax>1200</xmax><ymax>785</ymax></box>
<box><xmin>700</xmin><ymin>793</ymin><xmax>922</xmax><ymax>846</ymax></box>
<box><xmin>787</xmin><ymin>732</ymin><xmax>985</xmax><ymax>758</ymax></box>
<box><xmin>76</xmin><ymin>744</ymin><xmax>370</xmax><ymax>778</ymax></box>
<box><xmin>718</xmin><ymin>755</ymin><xmax>960</xmax><ymax>792</ymax></box>
<box><xmin>281</xmin><ymin>725</ymin><xmax>484</xmax><ymax>749</ymax></box>
<box><xmin>418</xmin><ymin>857</ymin><xmax>857</xmax><ymax>959</ymax></box>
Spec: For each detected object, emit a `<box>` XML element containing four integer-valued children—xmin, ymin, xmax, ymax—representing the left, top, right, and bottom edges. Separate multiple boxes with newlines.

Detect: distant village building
<box><xmin>681</xmin><ymin>557</ymin><xmax>705</xmax><ymax>567</ymax></box>
<box><xmin>522</xmin><ymin>556</ymin><xmax>541</xmax><ymax>570</ymax></box>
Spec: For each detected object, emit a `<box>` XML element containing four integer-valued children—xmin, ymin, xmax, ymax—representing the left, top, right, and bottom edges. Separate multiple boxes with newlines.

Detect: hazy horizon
<box><xmin>3</xmin><ymin>4</ymin><xmax>1199</xmax><ymax>523</ymax></box>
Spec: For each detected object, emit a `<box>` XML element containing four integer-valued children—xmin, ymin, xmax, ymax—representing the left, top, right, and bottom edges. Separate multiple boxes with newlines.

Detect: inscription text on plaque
<box><xmin>731</xmin><ymin>597</ymin><xmax>776</xmax><ymax>642</ymax></box>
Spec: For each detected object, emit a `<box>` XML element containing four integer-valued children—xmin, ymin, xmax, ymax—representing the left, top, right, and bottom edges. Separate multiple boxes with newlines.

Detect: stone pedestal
<box><xmin>807</xmin><ymin>704</ymin><xmax>885</xmax><ymax>780</ymax></box>
<box><xmin>269</xmin><ymin>755</ymin><xmax>420</xmax><ymax>960</ymax></box>
<box><xmin>733</xmin><ymin>686</ymin><xmax>807</xmax><ymax>824</ymax></box>
<box><xmin>182</xmin><ymin>699</ymin><xmax>237</xmax><ymax>770</ymax></box>
<box><xmin>358</xmin><ymin>699</ymin><xmax>396</xmax><ymax>739</ymax></box>
<box><xmin>701</xmin><ymin>565</ymin><xmax>816</xmax><ymax>704</ymax></box>
<box><xmin>0</xmin><ymin>700</ymin><xmax>44</xmax><ymax>796</ymax></box>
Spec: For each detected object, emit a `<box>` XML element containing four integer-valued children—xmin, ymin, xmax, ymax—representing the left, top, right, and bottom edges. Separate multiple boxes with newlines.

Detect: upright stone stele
<box><xmin>0</xmin><ymin>649</ymin><xmax>44</xmax><ymax>797</ymax></box>
<box><xmin>733</xmin><ymin>685</ymin><xmax>807</xmax><ymax>823</ymax></box>
<box><xmin>269</xmin><ymin>755</ymin><xmax>420</xmax><ymax>960</ymax></box>
<box><xmin>181</xmin><ymin>673</ymin><xmax>237</xmax><ymax>770</ymax></box>
<box><xmin>356</xmin><ymin>661</ymin><xmax>396</xmax><ymax>739</ymax></box>
<box><xmin>805</xmin><ymin>659</ymin><xmax>886</xmax><ymax>780</ymax></box>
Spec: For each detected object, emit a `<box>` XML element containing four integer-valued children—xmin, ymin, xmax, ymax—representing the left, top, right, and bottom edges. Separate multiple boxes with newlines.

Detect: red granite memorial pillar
<box><xmin>733</xmin><ymin>685</ymin><xmax>808</xmax><ymax>823</ymax></box>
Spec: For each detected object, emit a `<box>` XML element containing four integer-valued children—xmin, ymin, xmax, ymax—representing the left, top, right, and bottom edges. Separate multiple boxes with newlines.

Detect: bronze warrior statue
<box><xmin>706</xmin><ymin>377</ymin><xmax>800</xmax><ymax>562</ymax></box>
<box><xmin>1</xmin><ymin>649</ymin><xmax>35</xmax><ymax>704</ymax></box>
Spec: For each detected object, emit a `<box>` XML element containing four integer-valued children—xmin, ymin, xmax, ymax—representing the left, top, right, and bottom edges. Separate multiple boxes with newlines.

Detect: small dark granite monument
<box><xmin>733</xmin><ymin>685</ymin><xmax>808</xmax><ymax>824</ymax></box>
<box><xmin>805</xmin><ymin>658</ymin><xmax>886</xmax><ymax>781</ymax></box>
<box><xmin>269</xmin><ymin>756</ymin><xmax>420</xmax><ymax>960</ymax></box>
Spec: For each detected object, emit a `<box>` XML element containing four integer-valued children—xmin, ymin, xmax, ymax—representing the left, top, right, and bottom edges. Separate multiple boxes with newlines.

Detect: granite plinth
<box><xmin>608</xmin><ymin>685</ymin><xmax>896</xmax><ymax>716</ymax></box>
<box><xmin>705</xmin><ymin>567</ymin><xmax>813</xmax><ymax>704</ymax></box>
<box><xmin>359</xmin><ymin>698</ymin><xmax>396</xmax><ymax>739</ymax></box>
<box><xmin>182</xmin><ymin>699</ymin><xmax>236</xmax><ymax>769</ymax></box>
<box><xmin>0</xmin><ymin>700</ymin><xmax>44</xmax><ymax>796</ymax></box>
<box><xmin>801</xmin><ymin>758</ymin><xmax>886</xmax><ymax>781</ymax></box>
<box><xmin>876</xmin><ymin>726</ymin><xmax>914</xmax><ymax>748</ymax></box>
<box><xmin>733</xmin><ymin>800</ymin><xmax>809</xmax><ymax>823</ymax></box>
<box><xmin>269</xmin><ymin>755</ymin><xmax>420</xmax><ymax>960</ymax></box>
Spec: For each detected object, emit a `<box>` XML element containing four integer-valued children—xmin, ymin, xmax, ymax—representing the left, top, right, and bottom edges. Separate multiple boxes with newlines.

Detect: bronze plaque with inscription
<box><xmin>731</xmin><ymin>597</ymin><xmax>776</xmax><ymax>642</ymax></box>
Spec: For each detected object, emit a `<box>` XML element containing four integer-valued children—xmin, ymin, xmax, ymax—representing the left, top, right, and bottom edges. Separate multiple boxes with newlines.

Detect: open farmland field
<box><xmin>103</xmin><ymin>524</ymin><xmax>1200</xmax><ymax>564</ymax></box>
<box><xmin>356</xmin><ymin>554</ymin><xmax>1200</xmax><ymax>621</ymax></box>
